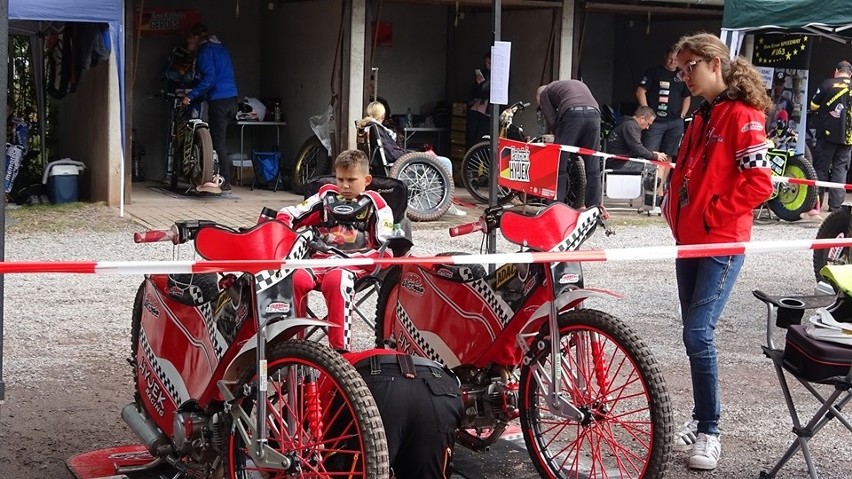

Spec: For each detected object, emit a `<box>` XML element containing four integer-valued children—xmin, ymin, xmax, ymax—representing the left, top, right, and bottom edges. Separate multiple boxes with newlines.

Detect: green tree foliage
<box><xmin>9</xmin><ymin>35</ymin><xmax>56</xmax><ymax>192</ymax></box>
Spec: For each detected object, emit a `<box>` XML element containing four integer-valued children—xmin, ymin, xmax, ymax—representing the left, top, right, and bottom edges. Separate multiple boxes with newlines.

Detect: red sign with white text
<box><xmin>497</xmin><ymin>138</ymin><xmax>560</xmax><ymax>199</ymax></box>
<box><xmin>134</xmin><ymin>7</ymin><xmax>202</xmax><ymax>36</ymax></box>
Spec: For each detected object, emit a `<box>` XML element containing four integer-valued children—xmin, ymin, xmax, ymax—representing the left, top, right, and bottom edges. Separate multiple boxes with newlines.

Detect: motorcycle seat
<box><xmin>500</xmin><ymin>203</ymin><xmax>581</xmax><ymax>252</ymax></box>
<box><xmin>195</xmin><ymin>220</ymin><xmax>298</xmax><ymax>262</ymax></box>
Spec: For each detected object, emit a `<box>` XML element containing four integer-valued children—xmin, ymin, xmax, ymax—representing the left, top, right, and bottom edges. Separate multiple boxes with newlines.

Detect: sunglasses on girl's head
<box><xmin>677</xmin><ymin>59</ymin><xmax>707</xmax><ymax>81</ymax></box>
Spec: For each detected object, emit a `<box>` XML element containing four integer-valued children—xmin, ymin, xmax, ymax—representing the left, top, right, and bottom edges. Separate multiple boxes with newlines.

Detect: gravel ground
<box><xmin>1</xmin><ymin>204</ymin><xmax>851</xmax><ymax>478</ymax></box>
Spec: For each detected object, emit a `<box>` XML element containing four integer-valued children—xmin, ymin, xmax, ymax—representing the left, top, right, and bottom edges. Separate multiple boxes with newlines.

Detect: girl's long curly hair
<box><xmin>676</xmin><ymin>33</ymin><xmax>771</xmax><ymax>113</ymax></box>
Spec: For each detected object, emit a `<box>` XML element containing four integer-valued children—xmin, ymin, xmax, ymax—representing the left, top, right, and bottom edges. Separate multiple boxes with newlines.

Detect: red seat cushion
<box><xmin>194</xmin><ymin>220</ymin><xmax>297</xmax><ymax>261</ymax></box>
<box><xmin>500</xmin><ymin>203</ymin><xmax>581</xmax><ymax>251</ymax></box>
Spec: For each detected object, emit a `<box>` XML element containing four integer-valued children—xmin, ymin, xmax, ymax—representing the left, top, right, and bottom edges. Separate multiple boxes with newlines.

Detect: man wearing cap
<box><xmin>635</xmin><ymin>46</ymin><xmax>692</xmax><ymax>160</ymax></box>
<box><xmin>537</xmin><ymin>79</ymin><xmax>601</xmax><ymax>206</ymax></box>
<box><xmin>810</xmin><ymin>60</ymin><xmax>852</xmax><ymax>212</ymax></box>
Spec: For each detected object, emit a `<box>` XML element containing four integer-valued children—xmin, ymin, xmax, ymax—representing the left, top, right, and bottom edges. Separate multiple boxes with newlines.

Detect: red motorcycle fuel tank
<box><xmin>135</xmin><ymin>275</ymin><xmax>225</xmax><ymax>436</ymax></box>
<box><xmin>386</xmin><ymin>262</ymin><xmax>550</xmax><ymax>368</ymax></box>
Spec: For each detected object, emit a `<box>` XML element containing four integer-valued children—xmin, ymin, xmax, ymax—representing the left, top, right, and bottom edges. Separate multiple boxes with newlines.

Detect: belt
<box><xmin>567</xmin><ymin>106</ymin><xmax>597</xmax><ymax>112</ymax></box>
<box><xmin>355</xmin><ymin>353</ymin><xmax>446</xmax><ymax>378</ymax></box>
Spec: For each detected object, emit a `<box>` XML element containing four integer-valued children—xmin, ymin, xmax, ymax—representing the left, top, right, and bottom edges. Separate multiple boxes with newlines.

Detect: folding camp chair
<box><xmin>301</xmin><ymin>175</ymin><xmax>413</xmax><ymax>342</ymax></box>
<box><xmin>753</xmin><ymin>264</ymin><xmax>852</xmax><ymax>479</ymax></box>
<box><xmin>600</xmin><ymin>156</ymin><xmax>645</xmax><ymax>211</ymax></box>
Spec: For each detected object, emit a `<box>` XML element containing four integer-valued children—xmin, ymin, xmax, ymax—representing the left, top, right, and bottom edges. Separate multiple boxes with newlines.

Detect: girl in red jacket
<box><xmin>662</xmin><ymin>33</ymin><xmax>773</xmax><ymax>471</ymax></box>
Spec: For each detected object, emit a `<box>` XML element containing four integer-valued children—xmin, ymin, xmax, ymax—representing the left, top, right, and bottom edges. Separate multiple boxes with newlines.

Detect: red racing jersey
<box><xmin>276</xmin><ymin>184</ymin><xmax>396</xmax><ymax>255</ymax></box>
<box><xmin>662</xmin><ymin>98</ymin><xmax>773</xmax><ymax>245</ymax></box>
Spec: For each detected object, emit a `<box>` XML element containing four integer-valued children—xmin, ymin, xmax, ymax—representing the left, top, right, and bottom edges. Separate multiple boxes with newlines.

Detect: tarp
<box><xmin>8</xmin><ymin>0</ymin><xmax>126</xmax><ymax>215</ymax></box>
<box><xmin>10</xmin><ymin>0</ymin><xmax>122</xmax><ymax>24</ymax></box>
<box><xmin>722</xmin><ymin>0</ymin><xmax>852</xmax><ymax>48</ymax></box>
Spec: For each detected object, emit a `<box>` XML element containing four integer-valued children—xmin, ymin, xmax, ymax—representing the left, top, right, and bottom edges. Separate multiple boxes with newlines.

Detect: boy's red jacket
<box><xmin>275</xmin><ymin>183</ymin><xmax>396</xmax><ymax>253</ymax></box>
<box><xmin>662</xmin><ymin>99</ymin><xmax>773</xmax><ymax>245</ymax></box>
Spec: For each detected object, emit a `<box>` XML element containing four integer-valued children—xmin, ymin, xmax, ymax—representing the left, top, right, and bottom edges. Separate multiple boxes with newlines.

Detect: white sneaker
<box><xmin>688</xmin><ymin>433</ymin><xmax>720</xmax><ymax>470</ymax></box>
<box><xmin>445</xmin><ymin>203</ymin><xmax>468</xmax><ymax>217</ymax></box>
<box><xmin>673</xmin><ymin>419</ymin><xmax>699</xmax><ymax>452</ymax></box>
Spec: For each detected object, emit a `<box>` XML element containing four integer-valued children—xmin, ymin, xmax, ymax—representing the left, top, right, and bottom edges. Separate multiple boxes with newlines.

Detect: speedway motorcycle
<box><xmin>125</xmin><ymin>218</ymin><xmax>389</xmax><ymax>478</ymax></box>
<box><xmin>375</xmin><ymin>203</ymin><xmax>673</xmax><ymax>478</ymax></box>
<box><xmin>762</xmin><ymin>117</ymin><xmax>818</xmax><ymax>221</ymax></box>
<box><xmin>165</xmin><ymin>90</ymin><xmax>220</xmax><ymax>194</ymax></box>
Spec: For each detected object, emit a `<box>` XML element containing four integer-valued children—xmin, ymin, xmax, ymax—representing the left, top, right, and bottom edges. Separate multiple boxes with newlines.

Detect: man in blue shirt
<box><xmin>182</xmin><ymin>23</ymin><xmax>238</xmax><ymax>192</ymax></box>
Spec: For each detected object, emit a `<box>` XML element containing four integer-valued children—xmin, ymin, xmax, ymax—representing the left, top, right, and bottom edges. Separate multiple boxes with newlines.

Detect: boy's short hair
<box><xmin>334</xmin><ymin>149</ymin><xmax>370</xmax><ymax>175</ymax></box>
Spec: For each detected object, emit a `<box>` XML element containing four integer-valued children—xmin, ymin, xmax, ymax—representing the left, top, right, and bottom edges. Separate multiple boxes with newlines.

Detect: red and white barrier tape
<box><xmin>772</xmin><ymin>176</ymin><xmax>852</xmax><ymax>192</ymax></box>
<box><xmin>1</xmin><ymin>237</ymin><xmax>850</xmax><ymax>275</ymax></box>
<box><xmin>537</xmin><ymin>142</ymin><xmax>852</xmax><ymax>193</ymax></box>
<box><xmin>528</xmin><ymin>142</ymin><xmax>674</xmax><ymax>168</ymax></box>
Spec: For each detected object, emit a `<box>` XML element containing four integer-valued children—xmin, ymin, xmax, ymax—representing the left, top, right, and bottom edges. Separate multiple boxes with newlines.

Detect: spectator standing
<box><xmin>636</xmin><ymin>47</ymin><xmax>692</xmax><ymax>159</ymax></box>
<box><xmin>663</xmin><ymin>33</ymin><xmax>773</xmax><ymax>471</ymax></box>
<box><xmin>182</xmin><ymin>23</ymin><xmax>239</xmax><ymax>193</ymax></box>
<box><xmin>536</xmin><ymin>79</ymin><xmax>601</xmax><ymax>206</ymax></box>
<box><xmin>465</xmin><ymin>53</ymin><xmax>491</xmax><ymax>149</ymax></box>
<box><xmin>809</xmin><ymin>60</ymin><xmax>852</xmax><ymax>213</ymax></box>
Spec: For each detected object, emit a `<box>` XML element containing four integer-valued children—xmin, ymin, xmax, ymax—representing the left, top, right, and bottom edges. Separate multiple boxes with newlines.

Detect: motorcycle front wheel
<box><xmin>768</xmin><ymin>154</ymin><xmax>818</xmax><ymax>222</ymax></box>
<box><xmin>291</xmin><ymin>136</ymin><xmax>331</xmax><ymax>195</ymax></box>
<box><xmin>519</xmin><ymin>309</ymin><xmax>672</xmax><ymax>479</ymax></box>
<box><xmin>225</xmin><ymin>340</ymin><xmax>389</xmax><ymax>478</ymax></box>
<box><xmin>461</xmin><ymin>141</ymin><xmax>517</xmax><ymax>205</ymax></box>
<box><xmin>813</xmin><ymin>207</ymin><xmax>852</xmax><ymax>282</ymax></box>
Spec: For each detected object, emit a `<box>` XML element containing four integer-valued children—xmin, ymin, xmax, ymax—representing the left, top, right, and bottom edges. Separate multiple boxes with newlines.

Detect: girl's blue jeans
<box><xmin>675</xmin><ymin>254</ymin><xmax>744</xmax><ymax>436</ymax></box>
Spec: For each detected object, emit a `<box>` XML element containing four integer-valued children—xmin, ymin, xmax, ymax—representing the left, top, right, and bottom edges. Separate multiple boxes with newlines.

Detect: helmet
<box><xmin>236</xmin><ymin>97</ymin><xmax>267</xmax><ymax>121</ymax></box>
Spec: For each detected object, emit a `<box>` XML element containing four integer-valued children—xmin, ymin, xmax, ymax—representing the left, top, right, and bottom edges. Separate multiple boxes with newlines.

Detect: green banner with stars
<box><xmin>753</xmin><ymin>33</ymin><xmax>812</xmax><ymax>69</ymax></box>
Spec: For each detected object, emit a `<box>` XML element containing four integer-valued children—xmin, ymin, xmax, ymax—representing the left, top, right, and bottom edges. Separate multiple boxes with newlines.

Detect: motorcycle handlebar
<box><xmin>134</xmin><ymin>228</ymin><xmax>179</xmax><ymax>244</ymax></box>
<box><xmin>449</xmin><ymin>219</ymin><xmax>485</xmax><ymax>237</ymax></box>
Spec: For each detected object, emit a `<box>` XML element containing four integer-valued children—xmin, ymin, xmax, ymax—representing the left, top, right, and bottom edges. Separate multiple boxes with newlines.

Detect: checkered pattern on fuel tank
<box><xmin>140</xmin><ymin>329</ymin><xmax>184</xmax><ymax>408</ymax></box>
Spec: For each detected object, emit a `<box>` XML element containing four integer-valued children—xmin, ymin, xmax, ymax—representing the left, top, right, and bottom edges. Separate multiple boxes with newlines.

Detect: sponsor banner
<box><xmin>134</xmin><ymin>7</ymin><xmax>202</xmax><ymax>36</ymax></box>
<box><xmin>497</xmin><ymin>138</ymin><xmax>560</xmax><ymax>200</ymax></box>
<box><xmin>753</xmin><ymin>33</ymin><xmax>812</xmax><ymax>155</ymax></box>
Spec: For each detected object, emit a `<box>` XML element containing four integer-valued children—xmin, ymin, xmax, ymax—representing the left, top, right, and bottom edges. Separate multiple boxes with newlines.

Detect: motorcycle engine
<box><xmin>456</xmin><ymin>365</ymin><xmax>520</xmax><ymax>429</ymax></box>
<box><xmin>173</xmin><ymin>411</ymin><xmax>215</xmax><ymax>455</ymax></box>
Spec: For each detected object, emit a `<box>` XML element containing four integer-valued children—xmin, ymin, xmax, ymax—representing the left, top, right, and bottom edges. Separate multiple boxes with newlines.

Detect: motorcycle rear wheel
<box><xmin>225</xmin><ymin>339</ymin><xmax>389</xmax><ymax>478</ymax></box>
<box><xmin>291</xmin><ymin>136</ymin><xmax>331</xmax><ymax>195</ymax></box>
<box><xmin>768</xmin><ymin>154</ymin><xmax>818</xmax><ymax>222</ymax></box>
<box><xmin>191</xmin><ymin>127</ymin><xmax>215</xmax><ymax>188</ymax></box>
<box><xmin>461</xmin><ymin>141</ymin><xmax>517</xmax><ymax>205</ymax></box>
<box><xmin>813</xmin><ymin>207</ymin><xmax>852</xmax><ymax>283</ymax></box>
<box><xmin>519</xmin><ymin>309</ymin><xmax>672</xmax><ymax>479</ymax></box>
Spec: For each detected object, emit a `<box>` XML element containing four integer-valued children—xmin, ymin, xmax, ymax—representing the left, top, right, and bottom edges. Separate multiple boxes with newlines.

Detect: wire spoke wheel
<box><xmin>519</xmin><ymin>309</ymin><xmax>671</xmax><ymax>479</ymax></box>
<box><xmin>768</xmin><ymin>154</ymin><xmax>817</xmax><ymax>221</ymax></box>
<box><xmin>461</xmin><ymin>141</ymin><xmax>516</xmax><ymax>205</ymax></box>
<box><xmin>814</xmin><ymin>207</ymin><xmax>852</xmax><ymax>283</ymax></box>
<box><xmin>390</xmin><ymin>152</ymin><xmax>452</xmax><ymax>221</ymax></box>
<box><xmin>226</xmin><ymin>340</ymin><xmax>388</xmax><ymax>478</ymax></box>
<box><xmin>291</xmin><ymin>136</ymin><xmax>331</xmax><ymax>195</ymax></box>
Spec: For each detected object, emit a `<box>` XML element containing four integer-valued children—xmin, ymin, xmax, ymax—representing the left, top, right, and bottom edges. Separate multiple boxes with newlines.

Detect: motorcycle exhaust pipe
<box><xmin>121</xmin><ymin>403</ymin><xmax>170</xmax><ymax>455</ymax></box>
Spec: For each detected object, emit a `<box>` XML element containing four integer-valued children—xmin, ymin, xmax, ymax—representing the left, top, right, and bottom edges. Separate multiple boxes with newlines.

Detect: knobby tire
<box><xmin>519</xmin><ymin>309</ymin><xmax>672</xmax><ymax>479</ymax></box>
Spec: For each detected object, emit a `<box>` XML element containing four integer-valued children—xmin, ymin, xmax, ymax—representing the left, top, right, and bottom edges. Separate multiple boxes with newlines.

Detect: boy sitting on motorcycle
<box><xmin>274</xmin><ymin>149</ymin><xmax>395</xmax><ymax>352</ymax></box>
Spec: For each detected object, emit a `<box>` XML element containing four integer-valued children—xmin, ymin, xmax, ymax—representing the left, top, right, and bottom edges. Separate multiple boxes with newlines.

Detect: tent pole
<box><xmin>0</xmin><ymin>0</ymin><xmax>9</xmax><ymax>406</ymax></box>
<box><xmin>33</xmin><ymin>27</ymin><xmax>46</xmax><ymax>169</ymax></box>
<box><xmin>486</xmin><ymin>0</ymin><xmax>501</xmax><ymax>257</ymax></box>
